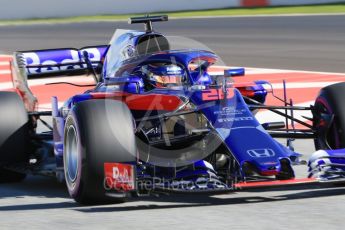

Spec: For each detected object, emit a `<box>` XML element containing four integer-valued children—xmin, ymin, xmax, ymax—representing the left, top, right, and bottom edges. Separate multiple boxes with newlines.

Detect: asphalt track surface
<box><xmin>1</xmin><ymin>15</ymin><xmax>345</xmax><ymax>230</ymax></box>
<box><xmin>0</xmin><ymin>15</ymin><xmax>344</xmax><ymax>72</ymax></box>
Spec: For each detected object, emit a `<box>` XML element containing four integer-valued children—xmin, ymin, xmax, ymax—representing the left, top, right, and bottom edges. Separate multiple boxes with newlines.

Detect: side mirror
<box><xmin>224</xmin><ymin>68</ymin><xmax>245</xmax><ymax>77</ymax></box>
<box><xmin>254</xmin><ymin>80</ymin><xmax>273</xmax><ymax>93</ymax></box>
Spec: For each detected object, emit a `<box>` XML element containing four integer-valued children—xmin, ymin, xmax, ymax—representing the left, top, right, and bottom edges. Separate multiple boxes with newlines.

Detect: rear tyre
<box><xmin>313</xmin><ymin>83</ymin><xmax>345</xmax><ymax>150</ymax></box>
<box><xmin>0</xmin><ymin>92</ymin><xmax>29</xmax><ymax>183</ymax></box>
<box><xmin>64</xmin><ymin>99</ymin><xmax>136</xmax><ymax>205</ymax></box>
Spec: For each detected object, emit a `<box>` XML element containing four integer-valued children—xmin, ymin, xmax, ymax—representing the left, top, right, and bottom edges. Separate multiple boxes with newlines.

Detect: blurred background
<box><xmin>0</xmin><ymin>0</ymin><xmax>344</xmax><ymax>19</ymax></box>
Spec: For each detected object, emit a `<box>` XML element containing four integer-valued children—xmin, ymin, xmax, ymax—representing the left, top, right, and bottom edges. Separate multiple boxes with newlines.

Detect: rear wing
<box><xmin>14</xmin><ymin>45</ymin><xmax>108</xmax><ymax>78</ymax></box>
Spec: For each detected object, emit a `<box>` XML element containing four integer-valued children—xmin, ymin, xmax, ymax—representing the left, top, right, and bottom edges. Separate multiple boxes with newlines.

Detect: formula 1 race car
<box><xmin>1</xmin><ymin>15</ymin><xmax>345</xmax><ymax>204</ymax></box>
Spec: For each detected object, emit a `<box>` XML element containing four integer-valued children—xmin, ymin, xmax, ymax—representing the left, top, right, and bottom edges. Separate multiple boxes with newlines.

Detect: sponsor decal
<box><xmin>218</xmin><ymin>116</ymin><xmax>253</xmax><ymax>123</ymax></box>
<box><xmin>23</xmin><ymin>47</ymin><xmax>106</xmax><ymax>74</ymax></box>
<box><xmin>214</xmin><ymin>107</ymin><xmax>246</xmax><ymax>115</ymax></box>
<box><xmin>166</xmin><ymin>65</ymin><xmax>182</xmax><ymax>75</ymax></box>
<box><xmin>104</xmin><ymin>163</ymin><xmax>135</xmax><ymax>191</ymax></box>
<box><xmin>247</xmin><ymin>149</ymin><xmax>275</xmax><ymax>158</ymax></box>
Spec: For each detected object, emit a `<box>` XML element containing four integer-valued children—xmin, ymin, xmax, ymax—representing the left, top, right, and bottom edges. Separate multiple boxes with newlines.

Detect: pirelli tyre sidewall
<box><xmin>64</xmin><ymin>99</ymin><xmax>136</xmax><ymax>205</ymax></box>
<box><xmin>0</xmin><ymin>91</ymin><xmax>29</xmax><ymax>183</ymax></box>
<box><xmin>314</xmin><ymin>82</ymin><xmax>345</xmax><ymax>150</ymax></box>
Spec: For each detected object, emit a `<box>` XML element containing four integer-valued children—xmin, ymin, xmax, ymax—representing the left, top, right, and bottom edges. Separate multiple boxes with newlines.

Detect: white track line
<box><xmin>0</xmin><ymin>54</ymin><xmax>12</xmax><ymax>58</ymax></box>
<box><xmin>0</xmin><ymin>61</ymin><xmax>9</xmax><ymax>66</ymax></box>
<box><xmin>0</xmin><ymin>70</ymin><xmax>10</xmax><ymax>75</ymax></box>
<box><xmin>27</xmin><ymin>76</ymin><xmax>94</xmax><ymax>87</ymax></box>
<box><xmin>210</xmin><ymin>69</ymin><xmax>294</xmax><ymax>76</ymax></box>
<box><xmin>0</xmin><ymin>76</ymin><xmax>93</xmax><ymax>90</ymax></box>
<box><xmin>245</xmin><ymin>67</ymin><xmax>345</xmax><ymax>76</ymax></box>
<box><xmin>37</xmin><ymin>102</ymin><xmax>64</xmax><ymax>111</ymax></box>
<box><xmin>212</xmin><ymin>65</ymin><xmax>345</xmax><ymax>76</ymax></box>
<box><xmin>270</xmin><ymin>81</ymin><xmax>341</xmax><ymax>89</ymax></box>
<box><xmin>0</xmin><ymin>82</ymin><xmax>13</xmax><ymax>90</ymax></box>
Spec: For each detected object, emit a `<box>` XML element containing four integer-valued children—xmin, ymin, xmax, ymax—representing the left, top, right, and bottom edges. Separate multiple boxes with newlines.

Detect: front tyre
<box><xmin>64</xmin><ymin>99</ymin><xmax>136</xmax><ymax>205</ymax></box>
<box><xmin>313</xmin><ymin>83</ymin><xmax>345</xmax><ymax>150</ymax></box>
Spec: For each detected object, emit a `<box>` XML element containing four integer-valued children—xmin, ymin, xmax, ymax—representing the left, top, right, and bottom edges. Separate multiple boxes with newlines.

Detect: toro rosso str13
<box><xmin>1</xmin><ymin>15</ymin><xmax>345</xmax><ymax>204</ymax></box>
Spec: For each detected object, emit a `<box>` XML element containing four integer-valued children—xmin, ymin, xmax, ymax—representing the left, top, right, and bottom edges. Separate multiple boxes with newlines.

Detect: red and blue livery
<box><xmin>1</xmin><ymin>15</ymin><xmax>345</xmax><ymax>204</ymax></box>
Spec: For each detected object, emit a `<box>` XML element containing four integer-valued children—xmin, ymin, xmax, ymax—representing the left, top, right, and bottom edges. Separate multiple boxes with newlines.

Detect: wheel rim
<box><xmin>65</xmin><ymin>125</ymin><xmax>79</xmax><ymax>185</ymax></box>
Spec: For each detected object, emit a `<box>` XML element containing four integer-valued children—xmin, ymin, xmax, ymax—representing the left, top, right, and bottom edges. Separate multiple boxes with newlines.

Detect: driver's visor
<box><xmin>152</xmin><ymin>75</ymin><xmax>182</xmax><ymax>84</ymax></box>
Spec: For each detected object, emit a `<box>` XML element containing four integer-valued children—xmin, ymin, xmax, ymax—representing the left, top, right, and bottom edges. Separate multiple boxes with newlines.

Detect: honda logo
<box><xmin>247</xmin><ymin>149</ymin><xmax>275</xmax><ymax>158</ymax></box>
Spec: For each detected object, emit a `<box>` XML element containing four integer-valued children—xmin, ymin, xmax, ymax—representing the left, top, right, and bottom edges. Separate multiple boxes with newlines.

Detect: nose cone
<box><xmin>256</xmin><ymin>162</ymin><xmax>281</xmax><ymax>176</ymax></box>
<box><xmin>243</xmin><ymin>160</ymin><xmax>281</xmax><ymax>177</ymax></box>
